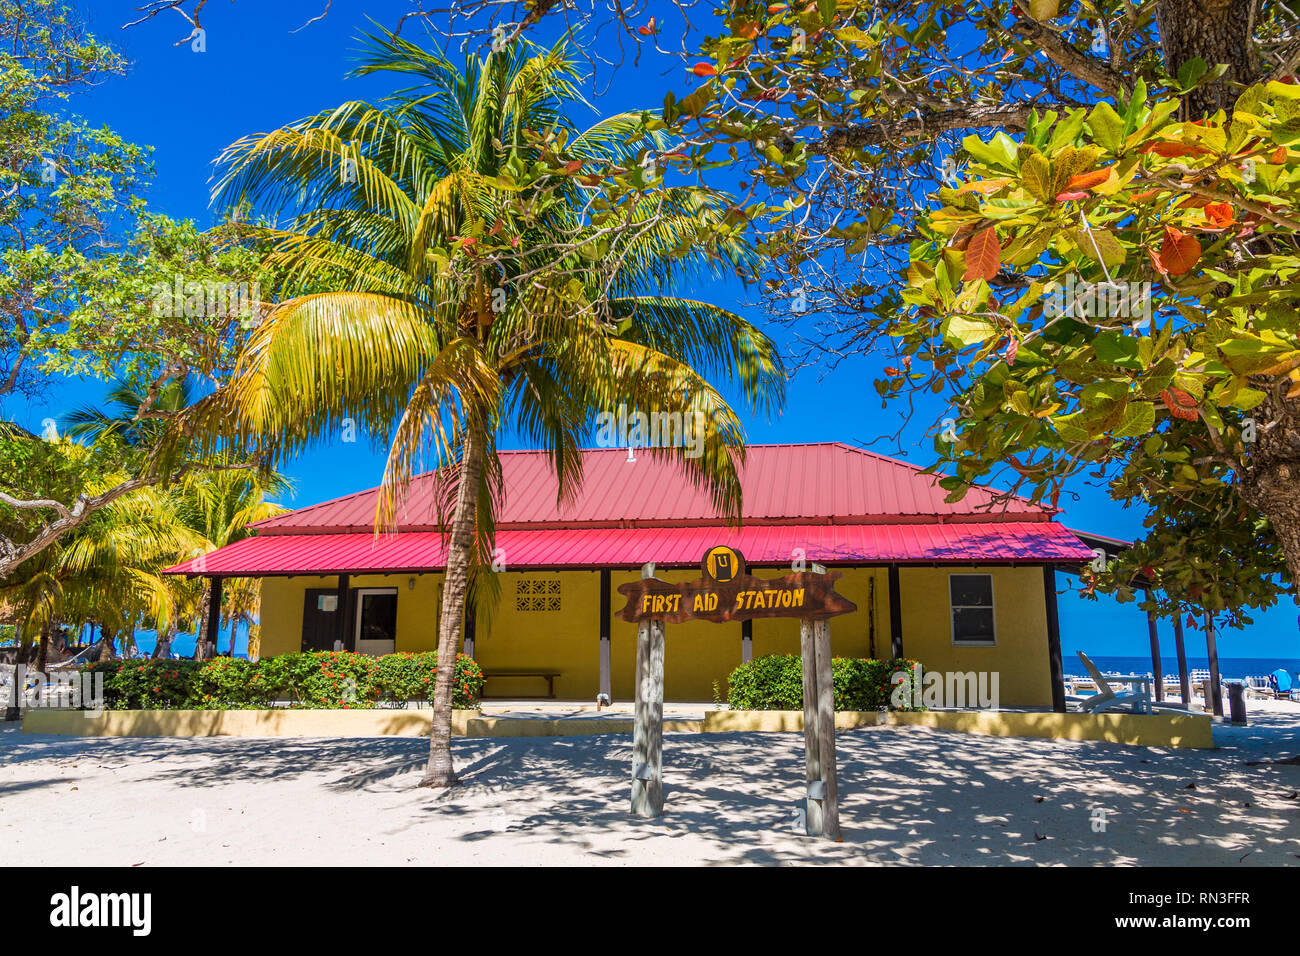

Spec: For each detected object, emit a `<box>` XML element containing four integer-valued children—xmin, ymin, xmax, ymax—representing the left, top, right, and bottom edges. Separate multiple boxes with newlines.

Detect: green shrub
<box><xmin>726</xmin><ymin>654</ymin><xmax>923</xmax><ymax>712</ymax></box>
<box><xmin>81</xmin><ymin>651</ymin><xmax>485</xmax><ymax>710</ymax></box>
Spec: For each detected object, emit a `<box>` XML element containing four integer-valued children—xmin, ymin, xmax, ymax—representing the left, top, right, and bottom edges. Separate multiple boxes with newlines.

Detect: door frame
<box><xmin>353</xmin><ymin>587</ymin><xmax>399</xmax><ymax>656</ymax></box>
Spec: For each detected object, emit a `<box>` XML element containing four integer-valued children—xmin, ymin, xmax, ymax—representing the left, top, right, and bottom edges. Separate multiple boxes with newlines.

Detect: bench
<box><xmin>482</xmin><ymin>670</ymin><xmax>562</xmax><ymax>699</ymax></box>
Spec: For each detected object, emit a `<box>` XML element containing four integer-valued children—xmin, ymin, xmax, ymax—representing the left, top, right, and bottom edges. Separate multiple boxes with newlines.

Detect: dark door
<box><xmin>302</xmin><ymin>588</ymin><xmax>347</xmax><ymax>651</ymax></box>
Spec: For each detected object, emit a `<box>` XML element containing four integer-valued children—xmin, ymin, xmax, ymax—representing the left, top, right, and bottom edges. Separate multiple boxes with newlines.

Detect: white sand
<box><xmin>2</xmin><ymin>702</ymin><xmax>1298</xmax><ymax>866</ymax></box>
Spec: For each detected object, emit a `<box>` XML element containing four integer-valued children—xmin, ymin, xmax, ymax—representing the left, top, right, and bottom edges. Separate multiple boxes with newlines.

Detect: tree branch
<box><xmin>819</xmin><ymin>102</ymin><xmax>1046</xmax><ymax>152</ymax></box>
<box><xmin>1009</xmin><ymin>16</ymin><xmax>1130</xmax><ymax>97</ymax></box>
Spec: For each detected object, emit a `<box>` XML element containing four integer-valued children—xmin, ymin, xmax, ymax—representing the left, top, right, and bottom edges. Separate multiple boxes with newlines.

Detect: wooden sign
<box><xmin>616</xmin><ymin>548</ymin><xmax>856</xmax><ymax>624</ymax></box>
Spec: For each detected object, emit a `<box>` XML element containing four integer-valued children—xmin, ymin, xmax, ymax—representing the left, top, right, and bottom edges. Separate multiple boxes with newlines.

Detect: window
<box><xmin>949</xmin><ymin>574</ymin><xmax>995</xmax><ymax>645</ymax></box>
<box><xmin>516</xmin><ymin>578</ymin><xmax>561</xmax><ymax>611</ymax></box>
<box><xmin>354</xmin><ymin>588</ymin><xmax>398</xmax><ymax>653</ymax></box>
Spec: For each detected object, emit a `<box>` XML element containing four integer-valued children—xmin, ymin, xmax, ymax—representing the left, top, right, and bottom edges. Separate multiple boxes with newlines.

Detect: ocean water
<box><xmin>1071</xmin><ymin>655</ymin><xmax>1300</xmax><ymax>680</ymax></box>
<box><xmin>49</xmin><ymin>623</ymin><xmax>254</xmax><ymax>659</ymax></box>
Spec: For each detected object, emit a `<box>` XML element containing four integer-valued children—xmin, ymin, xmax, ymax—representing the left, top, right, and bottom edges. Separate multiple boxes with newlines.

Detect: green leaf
<box><xmin>941</xmin><ymin>313</ymin><xmax>997</xmax><ymax>348</ymax></box>
<box><xmin>1114</xmin><ymin>401</ymin><xmax>1155</xmax><ymax>438</ymax></box>
<box><xmin>1021</xmin><ymin>153</ymin><xmax>1054</xmax><ymax>200</ymax></box>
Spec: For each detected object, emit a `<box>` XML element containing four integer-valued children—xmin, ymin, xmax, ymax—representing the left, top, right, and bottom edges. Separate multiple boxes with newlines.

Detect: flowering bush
<box><xmin>81</xmin><ymin>651</ymin><xmax>484</xmax><ymax>710</ymax></box>
<box><xmin>725</xmin><ymin>655</ymin><xmax>923</xmax><ymax>712</ymax></box>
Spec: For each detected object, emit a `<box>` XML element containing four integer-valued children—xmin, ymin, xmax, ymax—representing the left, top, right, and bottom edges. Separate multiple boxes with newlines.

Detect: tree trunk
<box><xmin>1236</xmin><ymin>388</ymin><xmax>1300</xmax><ymax>589</ymax></box>
<box><xmin>194</xmin><ymin>583</ymin><xmax>211</xmax><ymax>660</ymax></box>
<box><xmin>3</xmin><ymin>626</ymin><xmax>30</xmax><ymax>722</ymax></box>
<box><xmin>153</xmin><ymin>623</ymin><xmax>176</xmax><ymax>659</ymax></box>
<box><xmin>1156</xmin><ymin>0</ymin><xmax>1260</xmax><ymax>118</ymax></box>
<box><xmin>95</xmin><ymin>628</ymin><xmax>115</xmax><ymax>662</ymax></box>
<box><xmin>419</xmin><ymin>429</ymin><xmax>486</xmax><ymax>789</ymax></box>
<box><xmin>34</xmin><ymin>623</ymin><xmax>49</xmax><ymax>676</ymax></box>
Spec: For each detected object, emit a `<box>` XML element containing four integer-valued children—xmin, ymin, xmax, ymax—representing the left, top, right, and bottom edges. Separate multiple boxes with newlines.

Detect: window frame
<box><xmin>948</xmin><ymin>572</ymin><xmax>997</xmax><ymax>647</ymax></box>
<box><xmin>353</xmin><ymin>587</ymin><xmax>399</xmax><ymax>651</ymax></box>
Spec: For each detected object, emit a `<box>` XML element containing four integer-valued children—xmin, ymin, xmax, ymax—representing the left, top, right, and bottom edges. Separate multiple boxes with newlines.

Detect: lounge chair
<box><xmin>1076</xmin><ymin>655</ymin><xmax>1159</xmax><ymax>712</ymax></box>
<box><xmin>1269</xmin><ymin>669</ymin><xmax>1296</xmax><ymax>701</ymax></box>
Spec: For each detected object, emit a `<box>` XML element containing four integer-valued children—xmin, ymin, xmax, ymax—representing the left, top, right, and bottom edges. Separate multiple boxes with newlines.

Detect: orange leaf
<box><xmin>962</xmin><ymin>227</ymin><xmax>1001</xmax><ymax>282</ymax></box>
<box><xmin>1273</xmin><ymin>146</ymin><xmax>1287</xmax><ymax>164</ymax></box>
<box><xmin>1157</xmin><ymin>225</ymin><xmax>1201</xmax><ymax>276</ymax></box>
<box><xmin>1054</xmin><ymin>190</ymin><xmax>1088</xmax><ymax>202</ymax></box>
<box><xmin>637</xmin><ymin>17</ymin><xmax>656</xmax><ymax>35</ymax></box>
<box><xmin>564</xmin><ymin>159</ymin><xmax>583</xmax><ymax>174</ymax></box>
<box><xmin>1067</xmin><ymin>166</ymin><xmax>1114</xmax><ymax>191</ymax></box>
<box><xmin>1161</xmin><ymin>388</ymin><xmax>1199</xmax><ymax>421</ymax></box>
<box><xmin>957</xmin><ymin>178</ymin><xmax>1010</xmax><ymax>195</ymax></box>
<box><xmin>692</xmin><ymin>62</ymin><xmax>718</xmax><ymax>77</ymax></box>
<box><xmin>1139</xmin><ymin>142</ymin><xmax>1213</xmax><ymax>158</ymax></box>
<box><xmin>1203</xmin><ymin>201</ymin><xmax>1236</xmax><ymax>229</ymax></box>
<box><xmin>737</xmin><ymin>21</ymin><xmax>760</xmax><ymax>39</ymax></box>
<box><xmin>1132</xmin><ymin>189</ymin><xmax>1162</xmax><ymax>202</ymax></box>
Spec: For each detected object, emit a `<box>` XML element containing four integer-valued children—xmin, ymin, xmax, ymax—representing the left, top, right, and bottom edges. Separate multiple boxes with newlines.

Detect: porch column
<box><xmin>1173</xmin><ymin>613</ymin><xmax>1191</xmax><ymax>705</ymax></box>
<box><xmin>599</xmin><ymin>569</ymin><xmax>611</xmax><ymax>700</ymax></box>
<box><xmin>204</xmin><ymin>577</ymin><xmax>223</xmax><ymax>659</ymax></box>
<box><xmin>334</xmin><ymin>573</ymin><xmax>350</xmax><ymax>652</ymax></box>
<box><xmin>1043</xmin><ymin>566</ymin><xmax>1066</xmax><ymax>714</ymax></box>
<box><xmin>1204</xmin><ymin>612</ymin><xmax>1224</xmax><ymax>717</ymax></box>
<box><xmin>887</xmin><ymin>565</ymin><xmax>903</xmax><ymax>659</ymax></box>
<box><xmin>741</xmin><ymin>619</ymin><xmax>753</xmax><ymax>663</ymax></box>
<box><xmin>463</xmin><ymin>595</ymin><xmax>476</xmax><ymax>658</ymax></box>
<box><xmin>1144</xmin><ymin>590</ymin><xmax>1164</xmax><ymax>702</ymax></box>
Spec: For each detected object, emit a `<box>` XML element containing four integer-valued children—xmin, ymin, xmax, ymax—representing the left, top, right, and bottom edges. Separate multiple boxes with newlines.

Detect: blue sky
<box><xmin>10</xmin><ymin>0</ymin><xmax>1297</xmax><ymax>660</ymax></box>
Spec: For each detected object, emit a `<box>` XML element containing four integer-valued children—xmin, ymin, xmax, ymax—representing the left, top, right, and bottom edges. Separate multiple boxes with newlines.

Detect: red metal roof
<box><xmin>252</xmin><ymin>443</ymin><xmax>1051</xmax><ymax>534</ymax></box>
<box><xmin>165</xmin><ymin>522</ymin><xmax>1095</xmax><ymax>576</ymax></box>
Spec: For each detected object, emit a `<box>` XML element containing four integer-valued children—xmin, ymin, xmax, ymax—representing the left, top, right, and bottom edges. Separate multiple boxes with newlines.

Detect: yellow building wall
<box><xmin>257</xmin><ymin>563</ymin><xmax>1053</xmax><ymax>706</ymax></box>
<box><xmin>897</xmin><ymin>566</ymin><xmax>1052</xmax><ymax>707</ymax></box>
<box><xmin>470</xmin><ymin>570</ymin><xmax>601</xmax><ymax>699</ymax></box>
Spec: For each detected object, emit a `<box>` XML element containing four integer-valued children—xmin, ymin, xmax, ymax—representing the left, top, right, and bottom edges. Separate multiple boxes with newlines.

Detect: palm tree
<box><xmin>200</xmin><ymin>29</ymin><xmax>785</xmax><ymax>787</ymax></box>
<box><xmin>175</xmin><ymin>468</ymin><xmax>289</xmax><ymax>659</ymax></box>
<box><xmin>65</xmin><ymin>378</ymin><xmax>194</xmax><ymax>448</ymax></box>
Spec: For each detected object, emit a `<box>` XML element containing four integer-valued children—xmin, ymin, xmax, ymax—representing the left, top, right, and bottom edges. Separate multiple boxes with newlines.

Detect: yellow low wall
<box><xmin>887</xmin><ymin>710</ymin><xmax>1214</xmax><ymax>749</ymax></box>
<box><xmin>21</xmin><ymin>708</ymin><xmax>482</xmax><ymax>738</ymax></box>
<box><xmin>22</xmin><ymin>707</ymin><xmax>1213</xmax><ymax>748</ymax></box>
<box><xmin>701</xmin><ymin>710</ymin><xmax>884</xmax><ymax>733</ymax></box>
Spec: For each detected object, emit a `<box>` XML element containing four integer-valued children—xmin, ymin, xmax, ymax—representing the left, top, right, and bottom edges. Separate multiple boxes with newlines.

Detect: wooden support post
<box><xmin>741</xmin><ymin>618</ymin><xmax>753</xmax><ymax>663</ymax></box>
<box><xmin>1204</xmin><ymin>613</ymin><xmax>1224</xmax><ymax>717</ymax></box>
<box><xmin>1173</xmin><ymin>614</ymin><xmax>1191</xmax><ymax>705</ymax></box>
<box><xmin>812</xmin><ymin>618</ymin><xmax>840</xmax><ymax>840</ymax></box>
<box><xmin>1043</xmin><ymin>566</ymin><xmax>1066</xmax><ymax>714</ymax></box>
<box><xmin>205</xmin><ymin>577</ymin><xmax>223</xmax><ymax>660</ymax></box>
<box><xmin>463</xmin><ymin>595</ymin><xmax>476</xmax><ymax>659</ymax></box>
<box><xmin>334</xmin><ymin>573</ymin><xmax>350</xmax><ymax>652</ymax></box>
<box><xmin>631</xmin><ymin>617</ymin><xmax>665</xmax><ymax>817</ymax></box>
<box><xmin>1144</xmin><ymin>591</ymin><xmax>1163</xmax><ymax>702</ymax></box>
<box><xmin>887</xmin><ymin>565</ymin><xmax>903</xmax><ymax>659</ymax></box>
<box><xmin>599</xmin><ymin>569</ymin><xmax>611</xmax><ymax>701</ymax></box>
<box><xmin>799</xmin><ymin>618</ymin><xmax>823</xmax><ymax>837</ymax></box>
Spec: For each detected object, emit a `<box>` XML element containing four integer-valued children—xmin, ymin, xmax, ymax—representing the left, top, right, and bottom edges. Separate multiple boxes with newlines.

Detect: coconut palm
<box><xmin>176</xmin><ymin>468</ymin><xmax>289</xmax><ymax>658</ymax></box>
<box><xmin>200</xmin><ymin>29</ymin><xmax>785</xmax><ymax>787</ymax></box>
<box><xmin>65</xmin><ymin>378</ymin><xmax>194</xmax><ymax>448</ymax></box>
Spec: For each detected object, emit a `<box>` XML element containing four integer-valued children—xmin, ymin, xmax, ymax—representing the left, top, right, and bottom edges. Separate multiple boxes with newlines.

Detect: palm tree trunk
<box><xmin>419</xmin><ymin>429</ymin><xmax>485</xmax><ymax>789</ymax></box>
<box><xmin>194</xmin><ymin>583</ymin><xmax>211</xmax><ymax>660</ymax></box>
<box><xmin>4</xmin><ymin>625</ymin><xmax>29</xmax><ymax>722</ymax></box>
<box><xmin>95</xmin><ymin>627</ymin><xmax>115</xmax><ymax>662</ymax></box>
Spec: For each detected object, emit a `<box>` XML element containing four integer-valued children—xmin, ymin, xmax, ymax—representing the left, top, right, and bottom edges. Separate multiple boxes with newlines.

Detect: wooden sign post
<box><xmin>617</xmin><ymin>548</ymin><xmax>855</xmax><ymax>839</ymax></box>
<box><xmin>631</xmin><ymin>566</ymin><xmax>665</xmax><ymax>817</ymax></box>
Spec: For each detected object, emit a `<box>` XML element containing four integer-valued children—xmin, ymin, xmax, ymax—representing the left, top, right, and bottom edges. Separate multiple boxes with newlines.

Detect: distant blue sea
<box><xmin>1070</xmin><ymin>655</ymin><xmax>1300</xmax><ymax>680</ymax></box>
<box><xmin>55</xmin><ymin>622</ymin><xmax>254</xmax><ymax>659</ymax></box>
